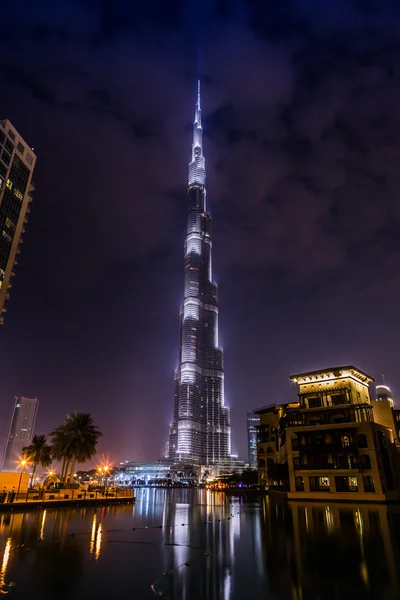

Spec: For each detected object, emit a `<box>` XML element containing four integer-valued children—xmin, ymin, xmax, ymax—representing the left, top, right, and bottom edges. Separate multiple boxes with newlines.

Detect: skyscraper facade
<box><xmin>0</xmin><ymin>120</ymin><xmax>36</xmax><ymax>324</ymax></box>
<box><xmin>166</xmin><ymin>82</ymin><xmax>231</xmax><ymax>465</ymax></box>
<box><xmin>2</xmin><ymin>396</ymin><xmax>38</xmax><ymax>471</ymax></box>
<box><xmin>247</xmin><ymin>410</ymin><xmax>260</xmax><ymax>468</ymax></box>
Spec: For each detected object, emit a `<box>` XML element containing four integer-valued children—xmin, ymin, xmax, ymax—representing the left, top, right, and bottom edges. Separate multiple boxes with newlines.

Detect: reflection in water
<box><xmin>95</xmin><ymin>523</ymin><xmax>102</xmax><ymax>560</ymax></box>
<box><xmin>89</xmin><ymin>513</ymin><xmax>97</xmax><ymax>555</ymax></box>
<box><xmin>88</xmin><ymin>513</ymin><xmax>103</xmax><ymax>560</ymax></box>
<box><xmin>265</xmin><ymin>500</ymin><xmax>400</xmax><ymax>600</ymax></box>
<box><xmin>0</xmin><ymin>537</ymin><xmax>11</xmax><ymax>593</ymax></box>
<box><xmin>39</xmin><ymin>510</ymin><xmax>46</xmax><ymax>540</ymax></box>
<box><xmin>0</xmin><ymin>493</ymin><xmax>396</xmax><ymax>599</ymax></box>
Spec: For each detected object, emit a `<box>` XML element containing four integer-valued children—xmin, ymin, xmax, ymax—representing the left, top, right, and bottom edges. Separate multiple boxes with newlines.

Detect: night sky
<box><xmin>1</xmin><ymin>0</ymin><xmax>400</xmax><ymax>463</ymax></box>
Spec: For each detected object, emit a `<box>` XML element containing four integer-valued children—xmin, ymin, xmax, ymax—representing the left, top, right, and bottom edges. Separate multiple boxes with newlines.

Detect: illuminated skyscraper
<box><xmin>0</xmin><ymin>121</ymin><xmax>36</xmax><ymax>324</ymax></box>
<box><xmin>167</xmin><ymin>82</ymin><xmax>231</xmax><ymax>465</ymax></box>
<box><xmin>247</xmin><ymin>410</ymin><xmax>260</xmax><ymax>468</ymax></box>
<box><xmin>2</xmin><ymin>396</ymin><xmax>38</xmax><ymax>470</ymax></box>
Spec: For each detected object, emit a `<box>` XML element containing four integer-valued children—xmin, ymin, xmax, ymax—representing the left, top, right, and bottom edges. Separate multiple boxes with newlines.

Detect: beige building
<box><xmin>256</xmin><ymin>366</ymin><xmax>400</xmax><ymax>502</ymax></box>
<box><xmin>0</xmin><ymin>120</ymin><xmax>36</xmax><ymax>323</ymax></box>
<box><xmin>256</xmin><ymin>403</ymin><xmax>298</xmax><ymax>486</ymax></box>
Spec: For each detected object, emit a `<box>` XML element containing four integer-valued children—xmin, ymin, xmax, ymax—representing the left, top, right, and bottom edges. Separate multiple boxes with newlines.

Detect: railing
<box><xmin>296</xmin><ymin>441</ymin><xmax>356</xmax><ymax>453</ymax></box>
<box><xmin>0</xmin><ymin>488</ymin><xmax>135</xmax><ymax>505</ymax></box>
<box><xmin>294</xmin><ymin>460</ymin><xmax>358</xmax><ymax>470</ymax></box>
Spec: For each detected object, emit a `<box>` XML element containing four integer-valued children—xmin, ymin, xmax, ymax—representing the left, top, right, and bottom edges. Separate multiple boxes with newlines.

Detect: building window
<box><xmin>359</xmin><ymin>454</ymin><xmax>371</xmax><ymax>470</ymax></box>
<box><xmin>331</xmin><ymin>393</ymin><xmax>347</xmax><ymax>406</ymax></box>
<box><xmin>7</xmin><ymin>130</ymin><xmax>15</xmax><ymax>141</ymax></box>
<box><xmin>335</xmin><ymin>476</ymin><xmax>358</xmax><ymax>492</ymax></box>
<box><xmin>1</xmin><ymin>150</ymin><xmax>11</xmax><ymax>166</ymax></box>
<box><xmin>364</xmin><ymin>476</ymin><xmax>375</xmax><ymax>492</ymax></box>
<box><xmin>309</xmin><ymin>476</ymin><xmax>330</xmax><ymax>492</ymax></box>
<box><xmin>295</xmin><ymin>476</ymin><xmax>304</xmax><ymax>491</ymax></box>
<box><xmin>17</xmin><ymin>142</ymin><xmax>24</xmax><ymax>155</ymax></box>
<box><xmin>258</xmin><ymin>458</ymin><xmax>265</xmax><ymax>468</ymax></box>
<box><xmin>341</xmin><ymin>435</ymin><xmax>351</xmax><ymax>447</ymax></box>
<box><xmin>307</xmin><ymin>397</ymin><xmax>322</xmax><ymax>409</ymax></box>
<box><xmin>357</xmin><ymin>434</ymin><xmax>368</xmax><ymax>448</ymax></box>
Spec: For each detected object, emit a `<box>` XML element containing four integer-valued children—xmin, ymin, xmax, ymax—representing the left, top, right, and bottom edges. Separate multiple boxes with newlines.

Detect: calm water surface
<box><xmin>0</xmin><ymin>488</ymin><xmax>399</xmax><ymax>599</ymax></box>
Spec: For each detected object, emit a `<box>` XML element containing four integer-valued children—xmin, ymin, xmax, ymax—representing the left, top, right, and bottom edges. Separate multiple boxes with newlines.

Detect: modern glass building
<box><xmin>247</xmin><ymin>410</ymin><xmax>260</xmax><ymax>468</ymax></box>
<box><xmin>2</xmin><ymin>396</ymin><xmax>39</xmax><ymax>471</ymax></box>
<box><xmin>0</xmin><ymin>121</ymin><xmax>36</xmax><ymax>324</ymax></box>
<box><xmin>166</xmin><ymin>82</ymin><xmax>231</xmax><ymax>465</ymax></box>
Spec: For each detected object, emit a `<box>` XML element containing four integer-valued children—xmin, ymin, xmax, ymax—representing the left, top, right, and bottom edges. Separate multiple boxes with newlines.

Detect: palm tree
<box><xmin>22</xmin><ymin>434</ymin><xmax>52</xmax><ymax>488</ymax></box>
<box><xmin>50</xmin><ymin>413</ymin><xmax>102</xmax><ymax>483</ymax></box>
<box><xmin>50</xmin><ymin>424</ymin><xmax>73</xmax><ymax>482</ymax></box>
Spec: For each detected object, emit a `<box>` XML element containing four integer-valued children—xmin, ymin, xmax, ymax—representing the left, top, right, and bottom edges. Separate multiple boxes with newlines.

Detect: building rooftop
<box><xmin>290</xmin><ymin>366</ymin><xmax>374</xmax><ymax>385</ymax></box>
<box><xmin>254</xmin><ymin>402</ymin><xmax>299</xmax><ymax>415</ymax></box>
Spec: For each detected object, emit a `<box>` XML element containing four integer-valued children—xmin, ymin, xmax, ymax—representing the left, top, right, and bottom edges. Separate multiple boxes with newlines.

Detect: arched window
<box><xmin>266</xmin><ymin>446</ymin><xmax>274</xmax><ymax>455</ymax></box>
<box><xmin>357</xmin><ymin>434</ymin><xmax>368</xmax><ymax>448</ymax></box>
<box><xmin>360</xmin><ymin>454</ymin><xmax>371</xmax><ymax>469</ymax></box>
<box><xmin>258</xmin><ymin>447</ymin><xmax>265</xmax><ymax>455</ymax></box>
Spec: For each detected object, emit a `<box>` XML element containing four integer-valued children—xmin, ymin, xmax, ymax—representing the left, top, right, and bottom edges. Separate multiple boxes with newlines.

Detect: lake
<box><xmin>0</xmin><ymin>488</ymin><xmax>399</xmax><ymax>599</ymax></box>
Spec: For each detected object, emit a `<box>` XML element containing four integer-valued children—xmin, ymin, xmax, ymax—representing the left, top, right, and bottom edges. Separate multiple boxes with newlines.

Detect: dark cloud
<box><xmin>0</xmin><ymin>0</ymin><xmax>399</xmax><ymax>461</ymax></box>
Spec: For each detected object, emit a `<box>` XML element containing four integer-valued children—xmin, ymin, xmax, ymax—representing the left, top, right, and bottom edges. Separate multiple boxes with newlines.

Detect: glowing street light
<box><xmin>103</xmin><ymin>465</ymin><xmax>109</xmax><ymax>488</ymax></box>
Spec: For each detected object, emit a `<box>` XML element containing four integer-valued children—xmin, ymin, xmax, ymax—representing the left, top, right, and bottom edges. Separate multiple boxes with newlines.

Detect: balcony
<box><xmin>286</xmin><ymin>404</ymin><xmax>373</xmax><ymax>428</ymax></box>
<box><xmin>294</xmin><ymin>455</ymin><xmax>358</xmax><ymax>470</ymax></box>
<box><xmin>296</xmin><ymin>441</ymin><xmax>356</xmax><ymax>454</ymax></box>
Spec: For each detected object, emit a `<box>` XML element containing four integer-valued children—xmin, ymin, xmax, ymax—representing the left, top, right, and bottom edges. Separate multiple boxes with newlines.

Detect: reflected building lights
<box><xmin>95</xmin><ymin>523</ymin><xmax>102</xmax><ymax>560</ymax></box>
<box><xmin>324</xmin><ymin>506</ymin><xmax>334</xmax><ymax>534</ymax></box>
<box><xmin>0</xmin><ymin>537</ymin><xmax>11</xmax><ymax>592</ymax></box>
<box><xmin>90</xmin><ymin>514</ymin><xmax>97</xmax><ymax>555</ymax></box>
<box><xmin>40</xmin><ymin>510</ymin><xmax>46</xmax><ymax>540</ymax></box>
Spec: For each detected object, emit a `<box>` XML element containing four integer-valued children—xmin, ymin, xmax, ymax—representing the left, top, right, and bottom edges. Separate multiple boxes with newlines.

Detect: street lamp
<box><xmin>103</xmin><ymin>465</ymin><xmax>109</xmax><ymax>488</ymax></box>
<box><xmin>17</xmin><ymin>459</ymin><xmax>27</xmax><ymax>496</ymax></box>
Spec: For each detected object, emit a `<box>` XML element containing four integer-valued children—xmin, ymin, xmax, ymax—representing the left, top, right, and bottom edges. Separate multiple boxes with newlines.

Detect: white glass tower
<box><xmin>167</xmin><ymin>82</ymin><xmax>231</xmax><ymax>465</ymax></box>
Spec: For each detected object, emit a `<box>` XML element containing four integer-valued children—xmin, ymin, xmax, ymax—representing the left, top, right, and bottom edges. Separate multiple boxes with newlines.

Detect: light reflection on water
<box><xmin>0</xmin><ymin>490</ymin><xmax>397</xmax><ymax>599</ymax></box>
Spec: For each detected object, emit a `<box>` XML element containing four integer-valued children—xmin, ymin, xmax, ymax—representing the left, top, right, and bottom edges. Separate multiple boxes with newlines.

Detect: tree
<box><xmin>50</xmin><ymin>424</ymin><xmax>73</xmax><ymax>482</ymax></box>
<box><xmin>22</xmin><ymin>434</ymin><xmax>52</xmax><ymax>488</ymax></box>
<box><xmin>50</xmin><ymin>413</ymin><xmax>102</xmax><ymax>483</ymax></box>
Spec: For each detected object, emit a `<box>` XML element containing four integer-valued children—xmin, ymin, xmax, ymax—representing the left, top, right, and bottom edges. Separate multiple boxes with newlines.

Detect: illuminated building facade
<box><xmin>2</xmin><ymin>396</ymin><xmax>38</xmax><ymax>471</ymax></box>
<box><xmin>0</xmin><ymin>121</ymin><xmax>36</xmax><ymax>324</ymax></box>
<box><xmin>167</xmin><ymin>82</ymin><xmax>231</xmax><ymax>465</ymax></box>
<box><xmin>247</xmin><ymin>410</ymin><xmax>260</xmax><ymax>468</ymax></box>
<box><xmin>256</xmin><ymin>366</ymin><xmax>400</xmax><ymax>501</ymax></box>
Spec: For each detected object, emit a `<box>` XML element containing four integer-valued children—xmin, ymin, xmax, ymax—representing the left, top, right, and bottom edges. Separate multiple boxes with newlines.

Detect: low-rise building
<box><xmin>256</xmin><ymin>366</ymin><xmax>400</xmax><ymax>502</ymax></box>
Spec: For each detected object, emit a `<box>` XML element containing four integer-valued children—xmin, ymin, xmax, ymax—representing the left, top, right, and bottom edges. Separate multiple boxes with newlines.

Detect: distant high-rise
<box><xmin>0</xmin><ymin>120</ymin><xmax>36</xmax><ymax>324</ymax></box>
<box><xmin>2</xmin><ymin>397</ymin><xmax>38</xmax><ymax>471</ymax></box>
<box><xmin>166</xmin><ymin>82</ymin><xmax>231</xmax><ymax>465</ymax></box>
<box><xmin>247</xmin><ymin>410</ymin><xmax>260</xmax><ymax>468</ymax></box>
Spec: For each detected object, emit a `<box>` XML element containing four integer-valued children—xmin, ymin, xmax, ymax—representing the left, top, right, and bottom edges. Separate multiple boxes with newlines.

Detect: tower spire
<box><xmin>189</xmin><ymin>80</ymin><xmax>205</xmax><ymax>186</ymax></box>
<box><xmin>196</xmin><ymin>79</ymin><xmax>201</xmax><ymax>121</ymax></box>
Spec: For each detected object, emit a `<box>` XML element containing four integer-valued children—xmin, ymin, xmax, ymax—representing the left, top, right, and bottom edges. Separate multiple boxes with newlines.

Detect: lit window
<box><xmin>6</xmin><ymin>179</ymin><xmax>12</xmax><ymax>190</ymax></box>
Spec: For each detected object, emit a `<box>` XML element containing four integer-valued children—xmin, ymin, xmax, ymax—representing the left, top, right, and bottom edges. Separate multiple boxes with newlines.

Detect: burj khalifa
<box><xmin>166</xmin><ymin>82</ymin><xmax>231</xmax><ymax>465</ymax></box>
